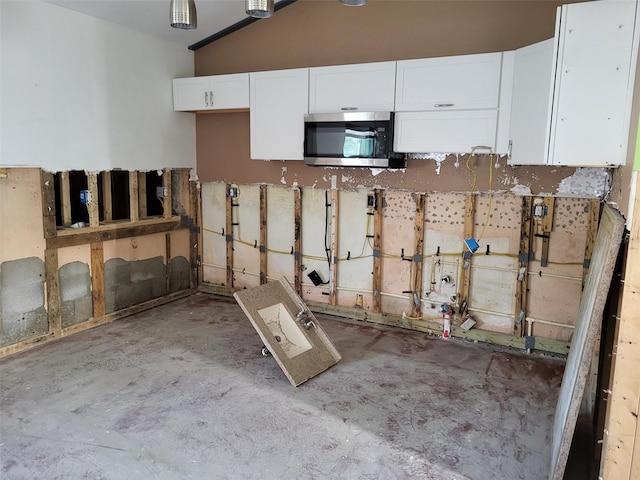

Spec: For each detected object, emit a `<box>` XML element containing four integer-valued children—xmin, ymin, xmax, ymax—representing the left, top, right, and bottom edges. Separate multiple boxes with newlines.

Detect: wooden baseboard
<box><xmin>0</xmin><ymin>289</ymin><xmax>196</xmax><ymax>358</ymax></box>
<box><xmin>198</xmin><ymin>282</ymin><xmax>570</xmax><ymax>356</ymax></box>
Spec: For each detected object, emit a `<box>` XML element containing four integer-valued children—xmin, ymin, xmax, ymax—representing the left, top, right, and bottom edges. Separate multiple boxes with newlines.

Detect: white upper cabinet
<box><xmin>507</xmin><ymin>39</ymin><xmax>555</xmax><ymax>165</ymax></box>
<box><xmin>395</xmin><ymin>52</ymin><xmax>503</xmax><ymax>111</ymax></box>
<box><xmin>250</xmin><ymin>68</ymin><xmax>309</xmax><ymax>161</ymax></box>
<box><xmin>173</xmin><ymin>73</ymin><xmax>249</xmax><ymax>111</ymax></box>
<box><xmin>394</xmin><ymin>110</ymin><xmax>499</xmax><ymax>153</ymax></box>
<box><xmin>308</xmin><ymin>61</ymin><xmax>396</xmax><ymax>113</ymax></box>
<box><xmin>393</xmin><ymin>52</ymin><xmax>512</xmax><ymax>153</ymax></box>
<box><xmin>547</xmin><ymin>0</ymin><xmax>638</xmax><ymax>166</ymax></box>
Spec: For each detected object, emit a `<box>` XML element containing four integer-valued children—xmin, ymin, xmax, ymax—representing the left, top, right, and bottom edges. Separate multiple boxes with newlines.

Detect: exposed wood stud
<box><xmin>40</xmin><ymin>170</ymin><xmax>57</xmax><ymax>239</ymax></box>
<box><xmin>411</xmin><ymin>193</ymin><xmax>426</xmax><ymax>318</ymax></box>
<box><xmin>166</xmin><ymin>232</ymin><xmax>172</xmax><ymax>294</ymax></box>
<box><xmin>196</xmin><ymin>181</ymin><xmax>203</xmax><ymax>286</ymax></box>
<box><xmin>90</xmin><ymin>242</ymin><xmax>105</xmax><ymax>319</ymax></box>
<box><xmin>129</xmin><ymin>171</ymin><xmax>139</xmax><ymax>222</ymax></box>
<box><xmin>372</xmin><ymin>188</ymin><xmax>383</xmax><ymax>313</ymax></box>
<box><xmin>226</xmin><ymin>183</ymin><xmax>234</xmax><ymax>288</ymax></box>
<box><xmin>60</xmin><ymin>171</ymin><xmax>72</xmax><ymax>227</ymax></box>
<box><xmin>538</xmin><ymin>196</ymin><xmax>555</xmax><ymax>267</ymax></box>
<box><xmin>138</xmin><ymin>172</ymin><xmax>147</xmax><ymax>219</ymax></box>
<box><xmin>87</xmin><ymin>172</ymin><xmax>100</xmax><ymax>228</ymax></box>
<box><xmin>162</xmin><ymin>168</ymin><xmax>172</xmax><ymax>219</ymax></box>
<box><xmin>189</xmin><ymin>180</ymin><xmax>200</xmax><ymax>289</ymax></box>
<box><xmin>584</xmin><ymin>199</ymin><xmax>601</xmax><ymax>287</ymax></box>
<box><xmin>294</xmin><ymin>187</ymin><xmax>302</xmax><ymax>296</ymax></box>
<box><xmin>44</xmin><ymin>248</ymin><xmax>62</xmax><ymax>334</ymax></box>
<box><xmin>459</xmin><ymin>194</ymin><xmax>476</xmax><ymax>306</ymax></box>
<box><xmin>515</xmin><ymin>196</ymin><xmax>533</xmax><ymax>337</ymax></box>
<box><xmin>101</xmin><ymin>171</ymin><xmax>112</xmax><ymax>222</ymax></box>
<box><xmin>328</xmin><ymin>188</ymin><xmax>339</xmax><ymax>306</ymax></box>
<box><xmin>177</xmin><ymin>169</ymin><xmax>191</xmax><ymax>217</ymax></box>
<box><xmin>259</xmin><ymin>185</ymin><xmax>268</xmax><ymax>285</ymax></box>
<box><xmin>600</xmin><ymin>179</ymin><xmax>640</xmax><ymax>479</ymax></box>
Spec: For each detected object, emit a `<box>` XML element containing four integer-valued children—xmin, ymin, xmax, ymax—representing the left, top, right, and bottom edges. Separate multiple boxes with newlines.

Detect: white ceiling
<box><xmin>46</xmin><ymin>0</ymin><xmax>262</xmax><ymax>49</ymax></box>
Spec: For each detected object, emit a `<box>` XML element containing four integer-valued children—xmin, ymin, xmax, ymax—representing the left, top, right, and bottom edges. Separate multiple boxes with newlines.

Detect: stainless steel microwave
<box><xmin>303</xmin><ymin>112</ymin><xmax>405</xmax><ymax>168</ymax></box>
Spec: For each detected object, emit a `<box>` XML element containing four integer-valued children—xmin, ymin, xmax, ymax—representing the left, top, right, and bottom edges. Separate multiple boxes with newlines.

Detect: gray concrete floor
<box><xmin>1</xmin><ymin>293</ymin><xmax>575</xmax><ymax>479</ymax></box>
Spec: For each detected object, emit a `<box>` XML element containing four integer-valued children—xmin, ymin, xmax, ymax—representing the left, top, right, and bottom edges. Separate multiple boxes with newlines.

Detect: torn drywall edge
<box><xmin>556</xmin><ymin>167</ymin><xmax>611</xmax><ymax>198</ymax></box>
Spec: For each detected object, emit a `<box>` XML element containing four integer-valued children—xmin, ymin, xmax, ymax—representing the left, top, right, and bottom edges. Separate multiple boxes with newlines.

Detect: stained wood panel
<box><xmin>550</xmin><ymin>205</ymin><xmax>625</xmax><ymax>480</ymax></box>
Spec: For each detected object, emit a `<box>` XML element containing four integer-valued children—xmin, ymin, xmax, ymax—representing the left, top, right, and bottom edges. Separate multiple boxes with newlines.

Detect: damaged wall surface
<box><xmin>0</xmin><ymin>168</ymin><xmax>196</xmax><ymax>355</ymax></box>
<box><xmin>201</xmin><ymin>178</ymin><xmax>596</xmax><ymax>352</ymax></box>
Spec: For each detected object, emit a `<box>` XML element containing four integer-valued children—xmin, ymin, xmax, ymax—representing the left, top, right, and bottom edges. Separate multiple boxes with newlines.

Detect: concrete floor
<box><xmin>1</xmin><ymin>293</ymin><xmax>577</xmax><ymax>479</ymax></box>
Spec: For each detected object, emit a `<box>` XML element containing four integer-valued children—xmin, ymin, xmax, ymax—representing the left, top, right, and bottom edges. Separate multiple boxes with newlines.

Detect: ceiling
<box><xmin>46</xmin><ymin>0</ymin><xmax>276</xmax><ymax>50</ymax></box>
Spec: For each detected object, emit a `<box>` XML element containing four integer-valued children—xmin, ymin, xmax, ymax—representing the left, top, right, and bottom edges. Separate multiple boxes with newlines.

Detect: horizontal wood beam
<box><xmin>46</xmin><ymin>218</ymin><xmax>187</xmax><ymax>249</ymax></box>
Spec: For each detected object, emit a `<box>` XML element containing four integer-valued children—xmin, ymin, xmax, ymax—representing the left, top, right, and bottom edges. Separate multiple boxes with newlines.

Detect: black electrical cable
<box><xmin>321</xmin><ymin>190</ymin><xmax>331</xmax><ymax>285</ymax></box>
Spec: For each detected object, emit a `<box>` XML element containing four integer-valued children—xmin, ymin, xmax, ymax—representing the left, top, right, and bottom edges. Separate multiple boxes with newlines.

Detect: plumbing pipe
<box><xmin>525</xmin><ymin>316</ymin><xmax>575</xmax><ymax>329</ymax></box>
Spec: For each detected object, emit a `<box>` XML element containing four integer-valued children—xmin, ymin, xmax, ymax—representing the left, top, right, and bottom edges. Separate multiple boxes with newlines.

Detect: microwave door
<box><xmin>343</xmin><ymin>129</ymin><xmax>375</xmax><ymax>158</ymax></box>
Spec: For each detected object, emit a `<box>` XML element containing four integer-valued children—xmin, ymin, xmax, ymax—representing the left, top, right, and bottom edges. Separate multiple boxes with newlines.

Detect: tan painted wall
<box><xmin>194</xmin><ymin>0</ymin><xmax>592</xmax><ymax>192</ymax></box>
<box><xmin>0</xmin><ymin>169</ymin><xmax>46</xmax><ymax>263</ymax></box>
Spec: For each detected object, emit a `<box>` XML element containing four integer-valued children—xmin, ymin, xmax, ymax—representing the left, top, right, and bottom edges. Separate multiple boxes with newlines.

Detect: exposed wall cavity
<box><xmin>59</xmin><ymin>261</ymin><xmax>92</xmax><ymax>328</ymax></box>
<box><xmin>0</xmin><ymin>257</ymin><xmax>48</xmax><ymax>346</ymax></box>
<box><xmin>556</xmin><ymin>167</ymin><xmax>611</xmax><ymax>198</ymax></box>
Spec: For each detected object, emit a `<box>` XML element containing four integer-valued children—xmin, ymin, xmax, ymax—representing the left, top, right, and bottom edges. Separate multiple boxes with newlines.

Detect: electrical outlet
<box><xmin>228</xmin><ymin>187</ymin><xmax>239</xmax><ymax>198</ymax></box>
<box><xmin>156</xmin><ymin>186</ymin><xmax>168</xmax><ymax>198</ymax></box>
<box><xmin>367</xmin><ymin>193</ymin><xmax>377</xmax><ymax>209</ymax></box>
<box><xmin>79</xmin><ymin>190</ymin><xmax>92</xmax><ymax>204</ymax></box>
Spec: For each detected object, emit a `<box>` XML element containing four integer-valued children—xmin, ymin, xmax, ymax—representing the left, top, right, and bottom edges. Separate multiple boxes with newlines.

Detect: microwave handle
<box><xmin>340</xmin><ymin>107</ymin><xmax>358</xmax><ymax>111</ymax></box>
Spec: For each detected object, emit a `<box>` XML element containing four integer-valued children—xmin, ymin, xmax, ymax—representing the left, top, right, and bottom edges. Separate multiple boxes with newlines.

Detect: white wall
<box><xmin>0</xmin><ymin>1</ymin><xmax>195</xmax><ymax>172</ymax></box>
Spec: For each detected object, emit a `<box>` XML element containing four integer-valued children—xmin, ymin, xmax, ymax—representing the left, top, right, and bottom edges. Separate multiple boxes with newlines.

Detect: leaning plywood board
<box><xmin>234</xmin><ymin>277</ymin><xmax>341</xmax><ymax>387</ymax></box>
<box><xmin>549</xmin><ymin>205</ymin><xmax>625</xmax><ymax>480</ymax></box>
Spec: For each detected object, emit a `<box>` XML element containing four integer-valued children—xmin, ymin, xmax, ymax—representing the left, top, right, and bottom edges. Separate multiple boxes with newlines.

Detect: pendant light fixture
<box><xmin>246</xmin><ymin>0</ymin><xmax>274</xmax><ymax>18</ymax></box>
<box><xmin>339</xmin><ymin>0</ymin><xmax>367</xmax><ymax>5</ymax></box>
<box><xmin>170</xmin><ymin>0</ymin><xmax>197</xmax><ymax>30</ymax></box>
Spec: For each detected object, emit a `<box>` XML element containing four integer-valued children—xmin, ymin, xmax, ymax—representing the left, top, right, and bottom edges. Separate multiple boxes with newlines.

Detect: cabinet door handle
<box><xmin>434</xmin><ymin>103</ymin><xmax>454</xmax><ymax>108</ymax></box>
<box><xmin>204</xmin><ymin>91</ymin><xmax>208</xmax><ymax>107</ymax></box>
<box><xmin>341</xmin><ymin>107</ymin><xmax>358</xmax><ymax>111</ymax></box>
<box><xmin>210</xmin><ymin>91</ymin><xmax>213</xmax><ymax>106</ymax></box>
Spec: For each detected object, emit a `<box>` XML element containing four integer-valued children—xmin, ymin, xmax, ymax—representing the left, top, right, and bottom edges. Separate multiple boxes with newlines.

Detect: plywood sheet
<box><xmin>234</xmin><ymin>278</ymin><xmax>341</xmax><ymax>387</ymax></box>
<box><xmin>549</xmin><ymin>204</ymin><xmax>625</xmax><ymax>480</ymax></box>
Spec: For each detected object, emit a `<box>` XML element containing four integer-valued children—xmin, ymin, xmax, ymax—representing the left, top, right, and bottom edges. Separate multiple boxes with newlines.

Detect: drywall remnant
<box><xmin>556</xmin><ymin>168</ymin><xmax>610</xmax><ymax>198</ymax></box>
<box><xmin>511</xmin><ymin>184</ymin><xmax>533</xmax><ymax>196</ymax></box>
<box><xmin>280</xmin><ymin>166</ymin><xmax>287</xmax><ymax>185</ymax></box>
<box><xmin>59</xmin><ymin>261</ymin><xmax>92</xmax><ymax>328</ymax></box>
<box><xmin>169</xmin><ymin>256</ymin><xmax>191</xmax><ymax>293</ymax></box>
<box><xmin>0</xmin><ymin>257</ymin><xmax>48</xmax><ymax>346</ymax></box>
<box><xmin>105</xmin><ymin>257</ymin><xmax>166</xmax><ymax>313</ymax></box>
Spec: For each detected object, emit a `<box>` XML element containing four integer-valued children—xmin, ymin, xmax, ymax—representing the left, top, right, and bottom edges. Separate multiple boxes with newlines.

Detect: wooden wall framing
<box><xmin>600</xmin><ymin>179</ymin><xmax>640</xmax><ymax>479</ymax></box>
<box><xmin>0</xmin><ymin>168</ymin><xmax>197</xmax><ymax>358</ymax></box>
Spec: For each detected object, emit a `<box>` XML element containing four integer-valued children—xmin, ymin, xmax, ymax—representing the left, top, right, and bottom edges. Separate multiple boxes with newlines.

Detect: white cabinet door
<box><xmin>208</xmin><ymin>73</ymin><xmax>249</xmax><ymax>110</ymax></box>
<box><xmin>308</xmin><ymin>61</ymin><xmax>396</xmax><ymax>113</ymax></box>
<box><xmin>250</xmin><ymin>68</ymin><xmax>309</xmax><ymax>160</ymax></box>
<box><xmin>507</xmin><ymin>39</ymin><xmax>555</xmax><ymax>165</ymax></box>
<box><xmin>548</xmin><ymin>0</ymin><xmax>637</xmax><ymax>166</ymax></box>
<box><xmin>395</xmin><ymin>53</ymin><xmax>503</xmax><ymax>111</ymax></box>
<box><xmin>173</xmin><ymin>77</ymin><xmax>211</xmax><ymax>111</ymax></box>
<box><xmin>394</xmin><ymin>110</ymin><xmax>498</xmax><ymax>153</ymax></box>
<box><xmin>173</xmin><ymin>73</ymin><xmax>249</xmax><ymax>111</ymax></box>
